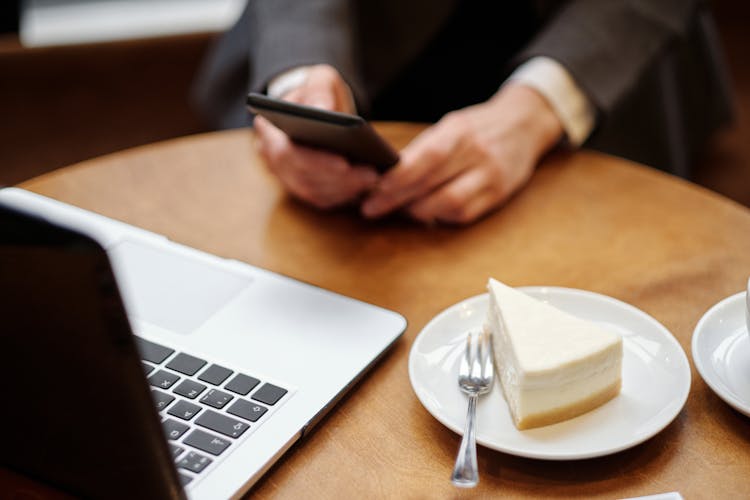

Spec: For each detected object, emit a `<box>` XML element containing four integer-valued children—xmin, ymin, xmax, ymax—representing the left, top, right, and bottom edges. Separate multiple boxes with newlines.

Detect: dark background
<box><xmin>1</xmin><ymin>1</ymin><xmax>748</xmax><ymax>206</ymax></box>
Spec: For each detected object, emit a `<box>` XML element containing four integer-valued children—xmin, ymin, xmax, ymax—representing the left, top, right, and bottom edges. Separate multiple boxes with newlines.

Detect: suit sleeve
<box><xmin>245</xmin><ymin>0</ymin><xmax>364</xmax><ymax>100</ymax></box>
<box><xmin>518</xmin><ymin>0</ymin><xmax>699</xmax><ymax>114</ymax></box>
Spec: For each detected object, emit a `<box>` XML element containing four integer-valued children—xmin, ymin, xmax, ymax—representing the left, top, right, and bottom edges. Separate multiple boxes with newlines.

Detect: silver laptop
<box><xmin>0</xmin><ymin>187</ymin><xmax>406</xmax><ymax>499</ymax></box>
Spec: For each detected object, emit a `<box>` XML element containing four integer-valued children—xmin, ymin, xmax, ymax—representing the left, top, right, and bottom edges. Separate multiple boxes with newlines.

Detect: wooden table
<box><xmin>13</xmin><ymin>124</ymin><xmax>750</xmax><ymax>498</ymax></box>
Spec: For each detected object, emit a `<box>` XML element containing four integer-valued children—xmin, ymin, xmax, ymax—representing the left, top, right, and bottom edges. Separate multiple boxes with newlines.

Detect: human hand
<box><xmin>361</xmin><ymin>83</ymin><xmax>564</xmax><ymax>224</ymax></box>
<box><xmin>254</xmin><ymin>64</ymin><xmax>378</xmax><ymax>209</ymax></box>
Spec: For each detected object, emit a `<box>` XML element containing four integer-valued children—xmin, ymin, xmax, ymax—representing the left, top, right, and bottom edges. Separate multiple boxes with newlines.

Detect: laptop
<box><xmin>0</xmin><ymin>187</ymin><xmax>406</xmax><ymax>499</ymax></box>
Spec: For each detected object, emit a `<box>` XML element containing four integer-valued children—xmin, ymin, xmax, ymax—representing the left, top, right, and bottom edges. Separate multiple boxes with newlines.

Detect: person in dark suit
<box><xmin>194</xmin><ymin>0</ymin><xmax>733</xmax><ymax>224</ymax></box>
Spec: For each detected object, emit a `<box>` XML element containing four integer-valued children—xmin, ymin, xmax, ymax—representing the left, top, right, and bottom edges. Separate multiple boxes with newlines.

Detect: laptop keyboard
<box><xmin>135</xmin><ymin>336</ymin><xmax>289</xmax><ymax>487</ymax></box>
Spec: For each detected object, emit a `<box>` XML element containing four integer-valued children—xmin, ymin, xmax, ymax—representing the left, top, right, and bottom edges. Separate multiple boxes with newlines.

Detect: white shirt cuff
<box><xmin>506</xmin><ymin>56</ymin><xmax>596</xmax><ymax>147</ymax></box>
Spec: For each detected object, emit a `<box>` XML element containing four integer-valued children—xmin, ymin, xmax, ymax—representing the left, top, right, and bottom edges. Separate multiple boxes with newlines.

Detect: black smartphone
<box><xmin>247</xmin><ymin>92</ymin><xmax>399</xmax><ymax>172</ymax></box>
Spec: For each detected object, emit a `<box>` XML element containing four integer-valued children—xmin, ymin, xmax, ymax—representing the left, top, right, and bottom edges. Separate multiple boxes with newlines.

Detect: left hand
<box><xmin>361</xmin><ymin>83</ymin><xmax>564</xmax><ymax>224</ymax></box>
<box><xmin>254</xmin><ymin>64</ymin><xmax>377</xmax><ymax>209</ymax></box>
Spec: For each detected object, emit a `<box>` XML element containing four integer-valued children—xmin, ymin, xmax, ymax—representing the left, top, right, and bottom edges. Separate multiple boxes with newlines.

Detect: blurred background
<box><xmin>1</xmin><ymin>0</ymin><xmax>748</xmax><ymax>206</ymax></box>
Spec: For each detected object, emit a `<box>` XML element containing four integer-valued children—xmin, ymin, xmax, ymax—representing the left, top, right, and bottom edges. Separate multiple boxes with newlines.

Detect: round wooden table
<box><xmin>15</xmin><ymin>124</ymin><xmax>750</xmax><ymax>498</ymax></box>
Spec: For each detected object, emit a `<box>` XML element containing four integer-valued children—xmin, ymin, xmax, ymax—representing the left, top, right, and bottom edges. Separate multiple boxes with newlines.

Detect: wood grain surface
<box><xmin>16</xmin><ymin>123</ymin><xmax>750</xmax><ymax>498</ymax></box>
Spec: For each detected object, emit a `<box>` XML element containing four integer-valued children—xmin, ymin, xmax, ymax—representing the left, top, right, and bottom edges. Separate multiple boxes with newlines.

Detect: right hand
<box><xmin>254</xmin><ymin>64</ymin><xmax>379</xmax><ymax>209</ymax></box>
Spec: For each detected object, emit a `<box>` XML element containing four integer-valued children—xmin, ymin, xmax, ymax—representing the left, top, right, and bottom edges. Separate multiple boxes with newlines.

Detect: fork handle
<box><xmin>451</xmin><ymin>393</ymin><xmax>479</xmax><ymax>488</ymax></box>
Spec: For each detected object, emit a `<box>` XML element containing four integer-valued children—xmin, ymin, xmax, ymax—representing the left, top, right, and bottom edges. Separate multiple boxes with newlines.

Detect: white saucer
<box><xmin>408</xmin><ymin>287</ymin><xmax>691</xmax><ymax>460</ymax></box>
<box><xmin>692</xmin><ymin>291</ymin><xmax>750</xmax><ymax>417</ymax></box>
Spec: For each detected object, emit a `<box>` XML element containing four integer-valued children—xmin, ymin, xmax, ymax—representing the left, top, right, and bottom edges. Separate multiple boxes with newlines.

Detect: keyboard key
<box><xmin>198</xmin><ymin>364</ymin><xmax>233</xmax><ymax>386</ymax></box>
<box><xmin>196</xmin><ymin>410</ymin><xmax>249</xmax><ymax>438</ymax></box>
<box><xmin>148</xmin><ymin>370</ymin><xmax>181</xmax><ymax>390</ymax></box>
<box><xmin>142</xmin><ymin>362</ymin><xmax>154</xmax><ymax>375</ymax></box>
<box><xmin>200</xmin><ymin>389</ymin><xmax>233</xmax><ymax>409</ymax></box>
<box><xmin>166</xmin><ymin>353</ymin><xmax>207</xmax><ymax>376</ymax></box>
<box><xmin>151</xmin><ymin>390</ymin><xmax>175</xmax><ymax>411</ymax></box>
<box><xmin>168</xmin><ymin>400</ymin><xmax>202</xmax><ymax>421</ymax></box>
<box><xmin>183</xmin><ymin>429</ymin><xmax>231</xmax><ymax>456</ymax></box>
<box><xmin>178</xmin><ymin>473</ymin><xmax>193</xmax><ymax>485</ymax></box>
<box><xmin>169</xmin><ymin>444</ymin><xmax>185</xmax><ymax>459</ymax></box>
<box><xmin>162</xmin><ymin>418</ymin><xmax>190</xmax><ymax>440</ymax></box>
<box><xmin>135</xmin><ymin>337</ymin><xmax>174</xmax><ymax>364</ymax></box>
<box><xmin>224</xmin><ymin>374</ymin><xmax>260</xmax><ymax>396</ymax></box>
<box><xmin>178</xmin><ymin>451</ymin><xmax>213</xmax><ymax>474</ymax></box>
<box><xmin>173</xmin><ymin>379</ymin><xmax>207</xmax><ymax>399</ymax></box>
<box><xmin>251</xmin><ymin>383</ymin><xmax>288</xmax><ymax>405</ymax></box>
<box><xmin>227</xmin><ymin>399</ymin><xmax>268</xmax><ymax>422</ymax></box>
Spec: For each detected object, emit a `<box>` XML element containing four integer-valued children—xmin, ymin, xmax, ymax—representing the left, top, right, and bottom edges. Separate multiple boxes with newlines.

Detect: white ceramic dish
<box><xmin>408</xmin><ymin>287</ymin><xmax>691</xmax><ymax>460</ymax></box>
<box><xmin>692</xmin><ymin>291</ymin><xmax>750</xmax><ymax>417</ymax></box>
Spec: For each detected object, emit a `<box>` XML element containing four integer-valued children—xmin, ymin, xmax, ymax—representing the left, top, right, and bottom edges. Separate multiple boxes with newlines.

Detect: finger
<box><xmin>407</xmin><ymin>167</ymin><xmax>487</xmax><ymax>222</ymax></box>
<box><xmin>255</xmin><ymin>116</ymin><xmax>346</xmax><ymax>205</ymax></box>
<box><xmin>256</xmin><ymin>115</ymin><xmax>350</xmax><ymax>178</ymax></box>
<box><xmin>379</xmin><ymin>123</ymin><xmax>456</xmax><ymax>192</ymax></box>
<box><xmin>361</xmin><ymin>131</ymin><xmax>467</xmax><ymax>218</ymax></box>
<box><xmin>346</xmin><ymin>165</ymin><xmax>379</xmax><ymax>196</ymax></box>
<box><xmin>297</xmin><ymin>81</ymin><xmax>336</xmax><ymax>110</ymax></box>
<box><xmin>438</xmin><ymin>188</ymin><xmax>500</xmax><ymax>224</ymax></box>
<box><xmin>275</xmin><ymin>159</ymin><xmax>345</xmax><ymax>209</ymax></box>
<box><xmin>293</xmin><ymin>164</ymin><xmax>378</xmax><ymax>209</ymax></box>
<box><xmin>274</xmin><ymin>73</ymin><xmax>336</xmax><ymax>110</ymax></box>
<box><xmin>274</xmin><ymin>148</ymin><xmax>374</xmax><ymax>208</ymax></box>
<box><xmin>254</xmin><ymin>116</ymin><xmax>292</xmax><ymax>169</ymax></box>
<box><xmin>281</xmin><ymin>87</ymin><xmax>307</xmax><ymax>105</ymax></box>
<box><xmin>291</xmin><ymin>153</ymin><xmax>351</xmax><ymax>194</ymax></box>
<box><xmin>305</xmin><ymin>65</ymin><xmax>354</xmax><ymax>112</ymax></box>
<box><xmin>280</xmin><ymin>153</ymin><xmax>352</xmax><ymax>207</ymax></box>
<box><xmin>312</xmin><ymin>165</ymin><xmax>379</xmax><ymax>209</ymax></box>
<box><xmin>253</xmin><ymin>115</ymin><xmax>279</xmax><ymax>139</ymax></box>
<box><xmin>407</xmin><ymin>167</ymin><xmax>496</xmax><ymax>224</ymax></box>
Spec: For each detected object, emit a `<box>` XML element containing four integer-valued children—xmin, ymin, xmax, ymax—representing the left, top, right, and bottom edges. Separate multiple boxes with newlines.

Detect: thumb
<box><xmin>300</xmin><ymin>89</ymin><xmax>336</xmax><ymax>111</ymax></box>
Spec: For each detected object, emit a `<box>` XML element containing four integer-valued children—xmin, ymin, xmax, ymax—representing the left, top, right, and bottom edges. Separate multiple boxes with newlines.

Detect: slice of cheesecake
<box><xmin>486</xmin><ymin>278</ymin><xmax>622</xmax><ymax>430</ymax></box>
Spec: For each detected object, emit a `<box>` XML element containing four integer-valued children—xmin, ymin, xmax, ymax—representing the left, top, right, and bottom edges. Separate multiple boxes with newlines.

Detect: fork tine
<box><xmin>480</xmin><ymin>328</ymin><xmax>493</xmax><ymax>379</ymax></box>
<box><xmin>469</xmin><ymin>330</ymin><xmax>483</xmax><ymax>380</ymax></box>
<box><xmin>459</xmin><ymin>331</ymin><xmax>472</xmax><ymax>377</ymax></box>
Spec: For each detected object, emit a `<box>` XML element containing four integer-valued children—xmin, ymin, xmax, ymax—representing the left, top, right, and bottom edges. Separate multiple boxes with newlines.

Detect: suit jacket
<box><xmin>193</xmin><ymin>0</ymin><xmax>733</xmax><ymax>177</ymax></box>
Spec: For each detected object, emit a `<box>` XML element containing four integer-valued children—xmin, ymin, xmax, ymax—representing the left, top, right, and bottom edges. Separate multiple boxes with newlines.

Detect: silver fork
<box><xmin>450</xmin><ymin>327</ymin><xmax>494</xmax><ymax>488</ymax></box>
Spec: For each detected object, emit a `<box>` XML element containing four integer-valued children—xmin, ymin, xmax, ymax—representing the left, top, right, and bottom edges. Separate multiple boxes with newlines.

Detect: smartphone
<box><xmin>247</xmin><ymin>92</ymin><xmax>399</xmax><ymax>172</ymax></box>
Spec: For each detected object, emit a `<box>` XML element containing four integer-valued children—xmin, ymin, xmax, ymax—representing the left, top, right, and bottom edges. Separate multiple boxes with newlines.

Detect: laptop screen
<box><xmin>0</xmin><ymin>203</ymin><xmax>184</xmax><ymax>499</ymax></box>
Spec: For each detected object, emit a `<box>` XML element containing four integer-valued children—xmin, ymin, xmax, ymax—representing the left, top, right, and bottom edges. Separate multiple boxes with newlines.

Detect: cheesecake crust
<box><xmin>514</xmin><ymin>379</ymin><xmax>622</xmax><ymax>430</ymax></box>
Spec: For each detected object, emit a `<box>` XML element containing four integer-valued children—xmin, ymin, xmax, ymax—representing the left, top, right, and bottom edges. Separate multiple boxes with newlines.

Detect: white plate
<box><xmin>408</xmin><ymin>287</ymin><xmax>691</xmax><ymax>460</ymax></box>
<box><xmin>692</xmin><ymin>291</ymin><xmax>750</xmax><ymax>416</ymax></box>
